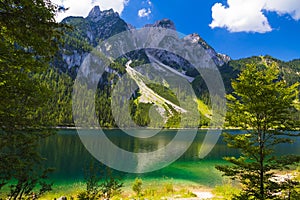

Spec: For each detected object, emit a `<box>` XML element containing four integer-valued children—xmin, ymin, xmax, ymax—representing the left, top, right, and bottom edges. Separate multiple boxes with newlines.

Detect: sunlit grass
<box><xmin>39</xmin><ymin>181</ymin><xmax>200</xmax><ymax>200</ymax></box>
<box><xmin>40</xmin><ymin>182</ymin><xmax>85</xmax><ymax>200</ymax></box>
<box><xmin>196</xmin><ymin>98</ymin><xmax>212</xmax><ymax>119</ymax></box>
<box><xmin>212</xmin><ymin>180</ymin><xmax>241</xmax><ymax>200</ymax></box>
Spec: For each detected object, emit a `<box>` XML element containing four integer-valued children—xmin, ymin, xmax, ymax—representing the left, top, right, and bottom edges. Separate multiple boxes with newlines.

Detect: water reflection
<box><xmin>38</xmin><ymin>129</ymin><xmax>299</xmax><ymax>186</ymax></box>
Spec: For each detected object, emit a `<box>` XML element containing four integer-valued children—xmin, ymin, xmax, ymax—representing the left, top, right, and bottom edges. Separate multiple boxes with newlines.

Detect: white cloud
<box><xmin>52</xmin><ymin>0</ymin><xmax>129</xmax><ymax>22</ymax></box>
<box><xmin>209</xmin><ymin>0</ymin><xmax>271</xmax><ymax>33</ymax></box>
<box><xmin>93</xmin><ymin>0</ymin><xmax>129</xmax><ymax>14</ymax></box>
<box><xmin>138</xmin><ymin>8</ymin><xmax>152</xmax><ymax>18</ymax></box>
<box><xmin>210</xmin><ymin>0</ymin><xmax>300</xmax><ymax>33</ymax></box>
<box><xmin>265</xmin><ymin>0</ymin><xmax>300</xmax><ymax>20</ymax></box>
<box><xmin>138</xmin><ymin>1</ymin><xmax>153</xmax><ymax>18</ymax></box>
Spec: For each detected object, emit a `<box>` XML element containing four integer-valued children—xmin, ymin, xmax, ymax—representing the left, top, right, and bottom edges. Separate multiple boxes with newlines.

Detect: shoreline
<box><xmin>53</xmin><ymin>126</ymin><xmax>239</xmax><ymax>131</ymax></box>
<box><xmin>37</xmin><ymin>180</ymin><xmax>216</xmax><ymax>200</ymax></box>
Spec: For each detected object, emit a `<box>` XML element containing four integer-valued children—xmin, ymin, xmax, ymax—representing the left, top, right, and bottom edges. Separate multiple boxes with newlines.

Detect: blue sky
<box><xmin>53</xmin><ymin>0</ymin><xmax>300</xmax><ymax>61</ymax></box>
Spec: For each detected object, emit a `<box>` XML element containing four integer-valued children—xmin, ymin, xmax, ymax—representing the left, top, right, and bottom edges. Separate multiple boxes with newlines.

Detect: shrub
<box><xmin>132</xmin><ymin>178</ymin><xmax>143</xmax><ymax>196</ymax></box>
<box><xmin>77</xmin><ymin>162</ymin><xmax>123</xmax><ymax>200</ymax></box>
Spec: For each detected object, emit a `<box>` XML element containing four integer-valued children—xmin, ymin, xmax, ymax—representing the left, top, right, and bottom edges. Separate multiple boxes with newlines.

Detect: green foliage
<box><xmin>132</xmin><ymin>178</ymin><xmax>143</xmax><ymax>196</ymax></box>
<box><xmin>1</xmin><ymin>131</ymin><xmax>55</xmax><ymax>199</ymax></box>
<box><xmin>221</xmin><ymin>55</ymin><xmax>300</xmax><ymax>97</ymax></box>
<box><xmin>136</xmin><ymin>183</ymin><xmax>196</xmax><ymax>199</ymax></box>
<box><xmin>34</xmin><ymin>68</ymin><xmax>74</xmax><ymax>126</ymax></box>
<box><xmin>226</xmin><ymin>60</ymin><xmax>299</xmax><ymax>130</ymax></box>
<box><xmin>147</xmin><ymin>83</ymin><xmax>180</xmax><ymax>106</ymax></box>
<box><xmin>0</xmin><ymin>0</ymin><xmax>62</xmax><ymax>128</ymax></box>
<box><xmin>177</xmin><ymin>190</ymin><xmax>197</xmax><ymax>198</ymax></box>
<box><xmin>164</xmin><ymin>104</ymin><xmax>181</xmax><ymax>128</ymax></box>
<box><xmin>0</xmin><ymin>0</ymin><xmax>62</xmax><ymax>125</ymax></box>
<box><xmin>216</xmin><ymin>60</ymin><xmax>300</xmax><ymax>199</ymax></box>
<box><xmin>192</xmin><ymin>76</ymin><xmax>211</xmax><ymax>105</ymax></box>
<box><xmin>128</xmin><ymin>82</ymin><xmax>188</xmax><ymax>128</ymax></box>
<box><xmin>0</xmin><ymin>0</ymin><xmax>63</xmax><ymax>198</ymax></box>
<box><xmin>78</xmin><ymin>162</ymin><xmax>123</xmax><ymax>200</ymax></box>
<box><xmin>77</xmin><ymin>162</ymin><xmax>102</xmax><ymax>200</ymax></box>
<box><xmin>100</xmin><ymin>168</ymin><xmax>123</xmax><ymax>199</ymax></box>
<box><xmin>110</xmin><ymin>61</ymin><xmax>126</xmax><ymax>75</ymax></box>
<box><xmin>130</xmin><ymin>100</ymin><xmax>152</xmax><ymax>127</ymax></box>
<box><xmin>212</xmin><ymin>181</ymin><xmax>240</xmax><ymax>200</ymax></box>
<box><xmin>36</xmin><ymin>53</ymin><xmax>300</xmax><ymax>129</ymax></box>
<box><xmin>162</xmin><ymin>182</ymin><xmax>174</xmax><ymax>193</ymax></box>
<box><xmin>279</xmin><ymin>175</ymin><xmax>300</xmax><ymax>200</ymax></box>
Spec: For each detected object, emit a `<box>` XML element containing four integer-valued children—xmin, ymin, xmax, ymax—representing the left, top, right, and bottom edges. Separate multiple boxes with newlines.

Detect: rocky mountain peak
<box><xmin>145</xmin><ymin>18</ymin><xmax>176</xmax><ymax>30</ymax></box>
<box><xmin>101</xmin><ymin>8</ymin><xmax>119</xmax><ymax>17</ymax></box>
<box><xmin>87</xmin><ymin>6</ymin><xmax>101</xmax><ymax>19</ymax></box>
<box><xmin>183</xmin><ymin>33</ymin><xmax>230</xmax><ymax>66</ymax></box>
<box><xmin>184</xmin><ymin>33</ymin><xmax>212</xmax><ymax>50</ymax></box>
<box><xmin>57</xmin><ymin>7</ymin><xmax>231</xmax><ymax>77</ymax></box>
<box><xmin>87</xmin><ymin>6</ymin><xmax>119</xmax><ymax>22</ymax></box>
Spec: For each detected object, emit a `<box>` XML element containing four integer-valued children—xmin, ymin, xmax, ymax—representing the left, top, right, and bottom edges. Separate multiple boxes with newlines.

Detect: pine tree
<box><xmin>216</xmin><ymin>60</ymin><xmax>300</xmax><ymax>199</ymax></box>
<box><xmin>0</xmin><ymin>0</ymin><xmax>62</xmax><ymax>198</ymax></box>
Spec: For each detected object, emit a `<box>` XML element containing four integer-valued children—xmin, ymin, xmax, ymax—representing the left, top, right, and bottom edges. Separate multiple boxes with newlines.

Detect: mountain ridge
<box><xmin>56</xmin><ymin>6</ymin><xmax>230</xmax><ymax>77</ymax></box>
<box><xmin>41</xmin><ymin>6</ymin><xmax>299</xmax><ymax>128</ymax></box>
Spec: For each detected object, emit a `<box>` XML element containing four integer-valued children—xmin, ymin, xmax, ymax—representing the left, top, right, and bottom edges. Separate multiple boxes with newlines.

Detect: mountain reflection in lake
<box><xmin>38</xmin><ymin>129</ymin><xmax>300</xmax><ymax>187</ymax></box>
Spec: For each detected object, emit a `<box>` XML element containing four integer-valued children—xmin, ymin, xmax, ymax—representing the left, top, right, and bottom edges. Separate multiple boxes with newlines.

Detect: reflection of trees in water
<box><xmin>38</xmin><ymin>130</ymin><xmax>300</xmax><ymax>181</ymax></box>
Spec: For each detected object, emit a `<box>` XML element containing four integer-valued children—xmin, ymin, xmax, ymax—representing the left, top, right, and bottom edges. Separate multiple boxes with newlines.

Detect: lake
<box><xmin>38</xmin><ymin>129</ymin><xmax>300</xmax><ymax>189</ymax></box>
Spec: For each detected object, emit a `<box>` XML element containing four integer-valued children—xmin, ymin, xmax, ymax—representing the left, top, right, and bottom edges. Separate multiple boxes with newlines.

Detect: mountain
<box><xmin>54</xmin><ymin>6</ymin><xmax>230</xmax><ymax>78</ymax></box>
<box><xmin>54</xmin><ymin>6</ymin><xmax>129</xmax><ymax>77</ymax></box>
<box><xmin>42</xmin><ymin>6</ymin><xmax>299</xmax><ymax>128</ymax></box>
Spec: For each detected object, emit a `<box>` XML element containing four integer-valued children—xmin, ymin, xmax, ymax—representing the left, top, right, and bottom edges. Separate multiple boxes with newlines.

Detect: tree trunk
<box><xmin>260</xmin><ymin>156</ymin><xmax>264</xmax><ymax>199</ymax></box>
<box><xmin>259</xmin><ymin>130</ymin><xmax>264</xmax><ymax>199</ymax></box>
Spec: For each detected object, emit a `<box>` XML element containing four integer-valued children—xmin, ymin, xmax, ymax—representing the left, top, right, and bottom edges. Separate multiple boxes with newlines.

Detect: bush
<box><xmin>77</xmin><ymin>162</ymin><xmax>123</xmax><ymax>200</ymax></box>
<box><xmin>163</xmin><ymin>182</ymin><xmax>174</xmax><ymax>193</ymax></box>
<box><xmin>132</xmin><ymin>178</ymin><xmax>143</xmax><ymax>196</ymax></box>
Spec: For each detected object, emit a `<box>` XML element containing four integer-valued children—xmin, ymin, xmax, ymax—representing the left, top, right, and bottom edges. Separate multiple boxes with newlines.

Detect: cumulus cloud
<box><xmin>210</xmin><ymin>0</ymin><xmax>300</xmax><ymax>33</ymax></box>
<box><xmin>52</xmin><ymin>0</ymin><xmax>129</xmax><ymax>22</ymax></box>
<box><xmin>137</xmin><ymin>1</ymin><xmax>153</xmax><ymax>18</ymax></box>
<box><xmin>138</xmin><ymin>8</ymin><xmax>152</xmax><ymax>18</ymax></box>
<box><xmin>93</xmin><ymin>0</ymin><xmax>129</xmax><ymax>14</ymax></box>
<box><xmin>209</xmin><ymin>0</ymin><xmax>271</xmax><ymax>33</ymax></box>
<box><xmin>265</xmin><ymin>0</ymin><xmax>300</xmax><ymax>20</ymax></box>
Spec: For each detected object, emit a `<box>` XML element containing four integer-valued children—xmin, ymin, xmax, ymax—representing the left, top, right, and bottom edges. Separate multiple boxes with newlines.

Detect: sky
<box><xmin>52</xmin><ymin>0</ymin><xmax>300</xmax><ymax>61</ymax></box>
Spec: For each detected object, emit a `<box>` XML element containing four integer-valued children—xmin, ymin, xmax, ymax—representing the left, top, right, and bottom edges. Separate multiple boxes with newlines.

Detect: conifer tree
<box><xmin>216</xmin><ymin>60</ymin><xmax>300</xmax><ymax>199</ymax></box>
<box><xmin>0</xmin><ymin>0</ymin><xmax>62</xmax><ymax>198</ymax></box>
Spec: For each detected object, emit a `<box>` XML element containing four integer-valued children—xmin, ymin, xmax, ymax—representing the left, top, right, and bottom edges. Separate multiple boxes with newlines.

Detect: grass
<box><xmin>212</xmin><ymin>180</ymin><xmax>240</xmax><ymax>200</ymax></box>
<box><xmin>4</xmin><ymin>166</ymin><xmax>298</xmax><ymax>199</ymax></box>
<box><xmin>39</xmin><ymin>182</ymin><xmax>86</xmax><ymax>200</ymax></box>
<box><xmin>0</xmin><ymin>182</ymin><xmax>86</xmax><ymax>200</ymax></box>
<box><xmin>211</xmin><ymin>167</ymin><xmax>300</xmax><ymax>200</ymax></box>
<box><xmin>126</xmin><ymin>182</ymin><xmax>197</xmax><ymax>200</ymax></box>
<box><xmin>196</xmin><ymin>98</ymin><xmax>212</xmax><ymax>119</ymax></box>
<box><xmin>37</xmin><ymin>181</ymin><xmax>200</xmax><ymax>200</ymax></box>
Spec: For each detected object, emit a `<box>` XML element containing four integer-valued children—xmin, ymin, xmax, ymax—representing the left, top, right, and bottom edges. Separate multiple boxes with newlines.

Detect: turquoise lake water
<box><xmin>38</xmin><ymin>129</ymin><xmax>300</xmax><ymax>188</ymax></box>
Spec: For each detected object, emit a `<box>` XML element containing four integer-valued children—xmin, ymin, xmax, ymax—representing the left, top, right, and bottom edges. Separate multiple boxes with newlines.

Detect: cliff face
<box><xmin>54</xmin><ymin>6</ymin><xmax>230</xmax><ymax>78</ymax></box>
<box><xmin>55</xmin><ymin>6</ymin><xmax>129</xmax><ymax>77</ymax></box>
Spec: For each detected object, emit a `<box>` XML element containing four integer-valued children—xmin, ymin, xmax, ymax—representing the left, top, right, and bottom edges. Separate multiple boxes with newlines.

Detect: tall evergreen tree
<box><xmin>216</xmin><ymin>60</ymin><xmax>300</xmax><ymax>199</ymax></box>
<box><xmin>0</xmin><ymin>0</ymin><xmax>62</xmax><ymax>198</ymax></box>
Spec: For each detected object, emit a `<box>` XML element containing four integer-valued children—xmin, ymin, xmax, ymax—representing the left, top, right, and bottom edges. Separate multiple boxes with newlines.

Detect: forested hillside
<box><xmin>39</xmin><ymin>6</ymin><xmax>300</xmax><ymax>128</ymax></box>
